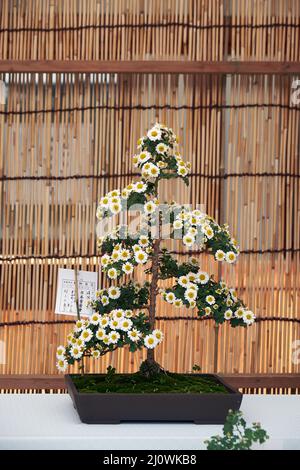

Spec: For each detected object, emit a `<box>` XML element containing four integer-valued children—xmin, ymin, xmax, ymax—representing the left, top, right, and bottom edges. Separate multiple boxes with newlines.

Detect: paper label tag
<box><xmin>55</xmin><ymin>268</ymin><xmax>98</xmax><ymax>316</ymax></box>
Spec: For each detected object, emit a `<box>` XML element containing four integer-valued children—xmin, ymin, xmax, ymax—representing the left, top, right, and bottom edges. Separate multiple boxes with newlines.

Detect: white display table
<box><xmin>0</xmin><ymin>394</ymin><xmax>299</xmax><ymax>450</ymax></box>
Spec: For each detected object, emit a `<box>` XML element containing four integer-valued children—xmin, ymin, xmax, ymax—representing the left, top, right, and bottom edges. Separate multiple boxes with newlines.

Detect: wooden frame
<box><xmin>0</xmin><ymin>374</ymin><xmax>299</xmax><ymax>390</ymax></box>
<box><xmin>0</xmin><ymin>60</ymin><xmax>300</xmax><ymax>74</ymax></box>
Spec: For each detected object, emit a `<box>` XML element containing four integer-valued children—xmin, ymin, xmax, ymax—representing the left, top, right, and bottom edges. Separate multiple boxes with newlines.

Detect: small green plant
<box><xmin>205</xmin><ymin>410</ymin><xmax>269</xmax><ymax>450</ymax></box>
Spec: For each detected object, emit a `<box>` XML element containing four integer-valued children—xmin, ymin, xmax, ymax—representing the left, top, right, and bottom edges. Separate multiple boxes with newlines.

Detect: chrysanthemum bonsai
<box><xmin>56</xmin><ymin>123</ymin><xmax>255</xmax><ymax>390</ymax></box>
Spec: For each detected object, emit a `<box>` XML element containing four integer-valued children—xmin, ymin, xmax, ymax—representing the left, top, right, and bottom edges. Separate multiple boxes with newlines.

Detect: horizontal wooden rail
<box><xmin>0</xmin><ymin>374</ymin><xmax>299</xmax><ymax>390</ymax></box>
<box><xmin>0</xmin><ymin>60</ymin><xmax>300</xmax><ymax>74</ymax></box>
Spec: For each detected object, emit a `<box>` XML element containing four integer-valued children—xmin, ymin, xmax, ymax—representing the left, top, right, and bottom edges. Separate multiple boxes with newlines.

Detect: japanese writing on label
<box><xmin>55</xmin><ymin>268</ymin><xmax>98</xmax><ymax>316</ymax></box>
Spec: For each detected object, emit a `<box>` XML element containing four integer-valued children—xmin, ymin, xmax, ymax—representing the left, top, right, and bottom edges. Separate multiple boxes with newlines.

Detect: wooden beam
<box><xmin>0</xmin><ymin>374</ymin><xmax>299</xmax><ymax>390</ymax></box>
<box><xmin>0</xmin><ymin>60</ymin><xmax>299</xmax><ymax>74</ymax></box>
<box><xmin>219</xmin><ymin>374</ymin><xmax>300</xmax><ymax>389</ymax></box>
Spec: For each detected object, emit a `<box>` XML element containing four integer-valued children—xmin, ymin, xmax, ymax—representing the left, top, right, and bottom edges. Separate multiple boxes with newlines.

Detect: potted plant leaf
<box><xmin>57</xmin><ymin>123</ymin><xmax>255</xmax><ymax>424</ymax></box>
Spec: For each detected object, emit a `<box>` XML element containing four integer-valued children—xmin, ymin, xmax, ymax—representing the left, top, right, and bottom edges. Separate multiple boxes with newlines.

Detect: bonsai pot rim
<box><xmin>65</xmin><ymin>373</ymin><xmax>242</xmax><ymax>424</ymax></box>
<box><xmin>65</xmin><ymin>372</ymin><xmax>239</xmax><ymax>397</ymax></box>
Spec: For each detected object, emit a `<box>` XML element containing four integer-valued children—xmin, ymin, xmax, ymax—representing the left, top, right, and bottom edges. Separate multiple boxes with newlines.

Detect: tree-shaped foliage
<box><xmin>56</xmin><ymin>124</ymin><xmax>255</xmax><ymax>373</ymax></box>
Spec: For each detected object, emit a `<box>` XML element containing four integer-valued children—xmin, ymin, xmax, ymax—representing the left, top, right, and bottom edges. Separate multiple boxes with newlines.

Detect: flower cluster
<box><xmin>162</xmin><ymin>274</ymin><xmax>255</xmax><ymax>327</ymax></box>
<box><xmin>92</xmin><ymin>281</ymin><xmax>149</xmax><ymax>314</ymax></box>
<box><xmin>96</xmin><ymin>181</ymin><xmax>150</xmax><ymax>220</ymax></box>
<box><xmin>98</xmin><ymin>228</ymin><xmax>153</xmax><ymax>279</ymax></box>
<box><xmin>56</xmin><ymin>309</ymin><xmax>164</xmax><ymax>372</ymax></box>
<box><xmin>132</xmin><ymin>123</ymin><xmax>191</xmax><ymax>183</ymax></box>
<box><xmin>172</xmin><ymin>207</ymin><xmax>239</xmax><ymax>261</ymax></box>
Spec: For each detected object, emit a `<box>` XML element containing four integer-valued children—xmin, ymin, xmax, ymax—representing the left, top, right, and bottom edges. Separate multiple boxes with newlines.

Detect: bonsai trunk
<box><xmin>147</xmin><ymin>236</ymin><xmax>161</xmax><ymax>364</ymax></box>
<box><xmin>146</xmin><ymin>176</ymin><xmax>162</xmax><ymax>367</ymax></box>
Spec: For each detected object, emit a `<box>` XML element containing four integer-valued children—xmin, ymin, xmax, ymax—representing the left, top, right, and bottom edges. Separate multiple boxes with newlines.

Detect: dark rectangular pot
<box><xmin>65</xmin><ymin>373</ymin><xmax>242</xmax><ymax>424</ymax></box>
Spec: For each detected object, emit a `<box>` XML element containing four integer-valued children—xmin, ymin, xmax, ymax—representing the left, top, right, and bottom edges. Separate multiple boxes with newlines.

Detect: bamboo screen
<box><xmin>0</xmin><ymin>0</ymin><xmax>300</xmax><ymax>376</ymax></box>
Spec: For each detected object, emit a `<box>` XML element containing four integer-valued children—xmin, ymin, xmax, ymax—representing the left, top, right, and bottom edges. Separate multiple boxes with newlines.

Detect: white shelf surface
<box><xmin>0</xmin><ymin>394</ymin><xmax>299</xmax><ymax>450</ymax></box>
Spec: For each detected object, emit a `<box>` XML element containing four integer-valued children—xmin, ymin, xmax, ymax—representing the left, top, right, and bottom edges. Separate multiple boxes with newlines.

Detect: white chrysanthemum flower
<box><xmin>144</xmin><ymin>334</ymin><xmax>158</xmax><ymax>349</ymax></box>
<box><xmin>109</xmin><ymin>318</ymin><xmax>120</xmax><ymax>330</ymax></box>
<box><xmin>132</xmin><ymin>155</ymin><xmax>139</xmax><ymax>168</ymax></box>
<box><xmin>157</xmin><ymin>160</ymin><xmax>167</xmax><ymax>169</ymax></box>
<box><xmin>56</xmin><ymin>359</ymin><xmax>68</xmax><ymax>372</ymax></box>
<box><xmin>132</xmin><ymin>244</ymin><xmax>142</xmax><ymax>253</ymax></box>
<box><xmin>111</xmin><ymin>251</ymin><xmax>121</xmax><ymax>262</ymax></box>
<box><xmin>101</xmin><ymin>295</ymin><xmax>109</xmax><ymax>306</ymax></box>
<box><xmin>121</xmin><ymin>188</ymin><xmax>131</xmax><ymax>199</ymax></box>
<box><xmin>204</xmin><ymin>306</ymin><xmax>212</xmax><ymax>316</ymax></box>
<box><xmin>70</xmin><ymin>345</ymin><xmax>83</xmax><ymax>359</ymax></box>
<box><xmin>148</xmin><ymin>164</ymin><xmax>160</xmax><ymax>178</ymax></box>
<box><xmin>225</xmin><ymin>251</ymin><xmax>237</xmax><ymax>263</ymax></box>
<box><xmin>141</xmin><ymin>162</ymin><xmax>151</xmax><ymax>176</ymax></box>
<box><xmin>122</xmin><ymin>262</ymin><xmax>134</xmax><ymax>274</ymax></box>
<box><xmin>108</xmin><ymin>286</ymin><xmax>121</xmax><ymax>299</ymax></box>
<box><xmin>153</xmin><ymin>329</ymin><xmax>164</xmax><ymax>343</ymax></box>
<box><xmin>243</xmin><ymin>310</ymin><xmax>256</xmax><ymax>325</ymax></box>
<box><xmin>178</xmin><ymin>211</ymin><xmax>188</xmax><ymax>221</ymax></box>
<box><xmin>230</xmin><ymin>288</ymin><xmax>238</xmax><ymax>301</ymax></box>
<box><xmin>99</xmin><ymin>195</ymin><xmax>110</xmax><ymax>208</ymax></box>
<box><xmin>107</xmin><ymin>267</ymin><xmax>118</xmax><ymax>279</ymax></box>
<box><xmin>128</xmin><ymin>329</ymin><xmax>141</xmax><ymax>342</ymax></box>
<box><xmin>92</xmin><ymin>350</ymin><xmax>100</xmax><ymax>358</ymax></box>
<box><xmin>137</xmin><ymin>137</ymin><xmax>144</xmax><ymax>149</ymax></box>
<box><xmin>174</xmin><ymin>298</ymin><xmax>183</xmax><ymax>308</ymax></box>
<box><xmin>67</xmin><ymin>334</ymin><xmax>76</xmax><ymax>346</ymax></box>
<box><xmin>203</xmin><ymin>225</ymin><xmax>214</xmax><ymax>239</ymax></box>
<box><xmin>100</xmin><ymin>254</ymin><xmax>111</xmax><ymax>267</ymax></box>
<box><xmin>80</xmin><ymin>328</ymin><xmax>93</xmax><ymax>342</ymax></box>
<box><xmin>134</xmin><ymin>181</ymin><xmax>147</xmax><ymax>193</ymax></box>
<box><xmin>187</xmin><ymin>272</ymin><xmax>198</xmax><ymax>283</ymax></box>
<box><xmin>187</xmin><ymin>227</ymin><xmax>197</xmax><ymax>237</ymax></box>
<box><xmin>183</xmin><ymin>234</ymin><xmax>195</xmax><ymax>247</ymax></box>
<box><xmin>187</xmin><ymin>282</ymin><xmax>198</xmax><ymax>291</ymax></box>
<box><xmin>184</xmin><ymin>289</ymin><xmax>197</xmax><ymax>303</ymax></box>
<box><xmin>226</xmin><ymin>297</ymin><xmax>233</xmax><ymax>306</ymax></box>
<box><xmin>108</xmin><ymin>331</ymin><xmax>120</xmax><ymax>344</ymax></box>
<box><xmin>235</xmin><ymin>307</ymin><xmax>244</xmax><ymax>319</ymax></box>
<box><xmin>144</xmin><ymin>200</ymin><xmax>157</xmax><ymax>214</ymax></box>
<box><xmin>215</xmin><ymin>250</ymin><xmax>225</xmax><ymax>261</ymax></box>
<box><xmin>173</xmin><ymin>219</ymin><xmax>183</xmax><ymax>230</ymax></box>
<box><xmin>102</xmin><ymin>336</ymin><xmax>110</xmax><ymax>345</ymax></box>
<box><xmin>147</xmin><ymin>127</ymin><xmax>162</xmax><ymax>141</ymax></box>
<box><xmin>165</xmin><ymin>292</ymin><xmax>176</xmax><ymax>303</ymax></box>
<box><xmin>138</xmin><ymin>151</ymin><xmax>151</xmax><ymax>164</ymax></box>
<box><xmin>96</xmin><ymin>328</ymin><xmax>106</xmax><ymax>340</ymax></box>
<box><xmin>205</xmin><ymin>295</ymin><xmax>215</xmax><ymax>305</ymax></box>
<box><xmin>135</xmin><ymin>250</ymin><xmax>148</xmax><ymax>264</ymax></box>
<box><xmin>177</xmin><ymin>166</ymin><xmax>188</xmax><ymax>177</ymax></box>
<box><xmin>56</xmin><ymin>345</ymin><xmax>66</xmax><ymax>359</ymax></box>
<box><xmin>120</xmin><ymin>249</ymin><xmax>130</xmax><ymax>261</ymax></box>
<box><xmin>198</xmin><ymin>271</ymin><xmax>209</xmax><ymax>284</ymax></box>
<box><xmin>113</xmin><ymin>309</ymin><xmax>125</xmax><ymax>319</ymax></box>
<box><xmin>109</xmin><ymin>202</ymin><xmax>122</xmax><ymax>215</ymax></box>
<box><xmin>108</xmin><ymin>189</ymin><xmax>120</xmax><ymax>198</ymax></box>
<box><xmin>100</xmin><ymin>316</ymin><xmax>109</xmax><ymax>327</ymax></box>
<box><xmin>138</xmin><ymin>235</ymin><xmax>149</xmax><ymax>247</ymax></box>
<box><xmin>178</xmin><ymin>275</ymin><xmax>189</xmax><ymax>287</ymax></box>
<box><xmin>74</xmin><ymin>320</ymin><xmax>85</xmax><ymax>332</ymax></box>
<box><xmin>156</xmin><ymin>142</ymin><xmax>169</xmax><ymax>154</ymax></box>
<box><xmin>120</xmin><ymin>318</ymin><xmax>133</xmax><ymax>332</ymax></box>
<box><xmin>224</xmin><ymin>309</ymin><xmax>233</xmax><ymax>320</ymax></box>
<box><xmin>96</xmin><ymin>206</ymin><xmax>103</xmax><ymax>220</ymax></box>
<box><xmin>90</xmin><ymin>312</ymin><xmax>101</xmax><ymax>325</ymax></box>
